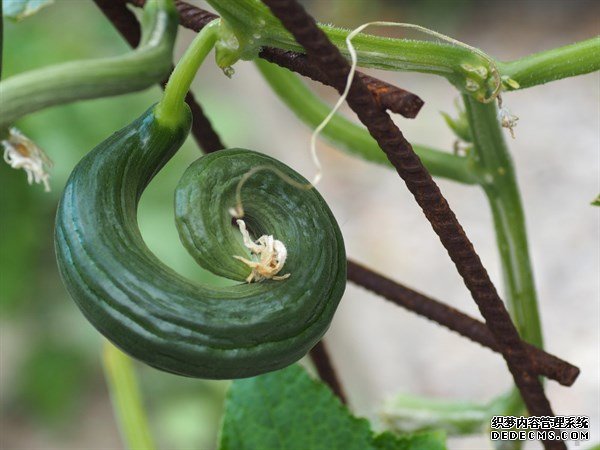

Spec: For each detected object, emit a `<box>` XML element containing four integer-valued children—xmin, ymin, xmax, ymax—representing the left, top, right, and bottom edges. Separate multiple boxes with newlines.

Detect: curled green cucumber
<box><xmin>0</xmin><ymin>0</ymin><xmax>178</xmax><ymax>129</ymax></box>
<box><xmin>54</xmin><ymin>104</ymin><xmax>346</xmax><ymax>379</ymax></box>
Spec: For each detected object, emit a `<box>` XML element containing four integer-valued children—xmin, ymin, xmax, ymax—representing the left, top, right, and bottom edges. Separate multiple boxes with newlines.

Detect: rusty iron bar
<box><xmin>310</xmin><ymin>341</ymin><xmax>347</xmax><ymax>404</ymax></box>
<box><xmin>258</xmin><ymin>47</ymin><xmax>424</xmax><ymax>118</ymax></box>
<box><xmin>260</xmin><ymin>1</ymin><xmax>565</xmax><ymax>448</ymax></box>
<box><xmin>93</xmin><ymin>0</ymin><xmax>141</xmax><ymax>45</ymax></box>
<box><xmin>126</xmin><ymin>0</ymin><xmax>424</xmax><ymax>118</ymax></box>
<box><xmin>348</xmin><ymin>260</ymin><xmax>579</xmax><ymax>387</ymax></box>
<box><xmin>94</xmin><ymin>0</ymin><xmax>225</xmax><ymax>153</ymax></box>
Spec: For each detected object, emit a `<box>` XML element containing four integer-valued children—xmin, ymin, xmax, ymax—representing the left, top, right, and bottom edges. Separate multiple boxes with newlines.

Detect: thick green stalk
<box><xmin>103</xmin><ymin>342</ymin><xmax>156</xmax><ymax>450</ymax></box>
<box><xmin>499</xmin><ymin>36</ymin><xmax>600</xmax><ymax>89</ymax></box>
<box><xmin>0</xmin><ymin>0</ymin><xmax>178</xmax><ymax>129</ymax></box>
<box><xmin>463</xmin><ymin>96</ymin><xmax>543</xmax><ymax>434</ymax></box>
<box><xmin>462</xmin><ymin>95</ymin><xmax>543</xmax><ymax>349</ymax></box>
<box><xmin>378</xmin><ymin>84</ymin><xmax>545</xmax><ymax>444</ymax></box>
<box><xmin>208</xmin><ymin>0</ymin><xmax>477</xmax><ymax>74</ymax></box>
<box><xmin>208</xmin><ymin>0</ymin><xmax>492</xmax><ymax>100</ymax></box>
<box><xmin>381</xmin><ymin>95</ymin><xmax>544</xmax><ymax>438</ymax></box>
<box><xmin>209</xmin><ymin>0</ymin><xmax>598</xmax><ymax>98</ymax></box>
<box><xmin>255</xmin><ymin>59</ymin><xmax>481</xmax><ymax>185</ymax></box>
<box><xmin>155</xmin><ymin>19</ymin><xmax>220</xmax><ymax>128</ymax></box>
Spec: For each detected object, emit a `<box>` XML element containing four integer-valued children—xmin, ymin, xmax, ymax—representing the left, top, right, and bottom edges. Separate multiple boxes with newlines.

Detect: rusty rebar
<box><xmin>93</xmin><ymin>0</ymin><xmax>141</xmax><ymax>45</ymax></box>
<box><xmin>260</xmin><ymin>1</ymin><xmax>564</xmax><ymax>448</ymax></box>
<box><xmin>348</xmin><ymin>260</ymin><xmax>579</xmax><ymax>387</ymax></box>
<box><xmin>94</xmin><ymin>0</ymin><xmax>225</xmax><ymax>153</ymax></box>
<box><xmin>258</xmin><ymin>47</ymin><xmax>424</xmax><ymax>118</ymax></box>
<box><xmin>310</xmin><ymin>341</ymin><xmax>347</xmax><ymax>404</ymax></box>
<box><xmin>126</xmin><ymin>0</ymin><xmax>423</xmax><ymax>118</ymax></box>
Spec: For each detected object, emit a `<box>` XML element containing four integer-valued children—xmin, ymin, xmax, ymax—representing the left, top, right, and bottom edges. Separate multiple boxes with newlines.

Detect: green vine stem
<box><xmin>376</xmin><ymin>95</ymin><xmax>545</xmax><ymax>432</ymax></box>
<box><xmin>209</xmin><ymin>0</ymin><xmax>492</xmax><ymax>100</ymax></box>
<box><xmin>208</xmin><ymin>0</ymin><xmax>599</xmax><ymax>101</ymax></box>
<box><xmin>499</xmin><ymin>36</ymin><xmax>600</xmax><ymax>90</ymax></box>
<box><xmin>155</xmin><ymin>19</ymin><xmax>220</xmax><ymax>127</ymax></box>
<box><xmin>462</xmin><ymin>95</ymin><xmax>543</xmax><ymax>350</ymax></box>
<box><xmin>462</xmin><ymin>95</ymin><xmax>545</xmax><ymax>430</ymax></box>
<box><xmin>255</xmin><ymin>59</ymin><xmax>481</xmax><ymax>185</ymax></box>
<box><xmin>103</xmin><ymin>341</ymin><xmax>156</xmax><ymax>450</ymax></box>
<box><xmin>0</xmin><ymin>0</ymin><xmax>178</xmax><ymax>129</ymax></box>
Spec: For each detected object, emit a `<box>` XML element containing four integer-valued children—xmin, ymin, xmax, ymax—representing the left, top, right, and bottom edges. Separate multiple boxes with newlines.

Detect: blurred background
<box><xmin>0</xmin><ymin>1</ymin><xmax>598</xmax><ymax>449</ymax></box>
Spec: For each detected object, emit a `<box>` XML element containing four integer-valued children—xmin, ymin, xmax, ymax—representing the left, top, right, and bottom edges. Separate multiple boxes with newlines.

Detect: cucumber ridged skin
<box><xmin>55</xmin><ymin>105</ymin><xmax>346</xmax><ymax>379</ymax></box>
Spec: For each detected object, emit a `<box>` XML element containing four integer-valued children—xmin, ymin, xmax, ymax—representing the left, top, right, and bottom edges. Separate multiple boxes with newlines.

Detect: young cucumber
<box><xmin>54</xmin><ymin>103</ymin><xmax>346</xmax><ymax>379</ymax></box>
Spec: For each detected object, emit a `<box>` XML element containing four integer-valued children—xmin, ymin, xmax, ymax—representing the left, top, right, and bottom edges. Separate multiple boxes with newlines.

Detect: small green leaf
<box><xmin>591</xmin><ymin>195</ymin><xmax>600</xmax><ymax>206</ymax></box>
<box><xmin>219</xmin><ymin>364</ymin><xmax>446</xmax><ymax>450</ymax></box>
<box><xmin>3</xmin><ymin>0</ymin><xmax>53</xmax><ymax>21</ymax></box>
<box><xmin>440</xmin><ymin>111</ymin><xmax>472</xmax><ymax>143</ymax></box>
<box><xmin>501</xmin><ymin>75</ymin><xmax>520</xmax><ymax>90</ymax></box>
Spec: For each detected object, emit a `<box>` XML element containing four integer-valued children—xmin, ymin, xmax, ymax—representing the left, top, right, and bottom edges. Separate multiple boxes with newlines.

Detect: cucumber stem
<box><xmin>156</xmin><ymin>19</ymin><xmax>220</xmax><ymax>127</ymax></box>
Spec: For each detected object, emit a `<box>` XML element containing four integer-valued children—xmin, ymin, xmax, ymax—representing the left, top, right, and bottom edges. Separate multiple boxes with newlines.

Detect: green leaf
<box><xmin>373</xmin><ymin>430</ymin><xmax>446</xmax><ymax>450</ymax></box>
<box><xmin>440</xmin><ymin>111</ymin><xmax>472</xmax><ymax>143</ymax></box>
<box><xmin>218</xmin><ymin>364</ymin><xmax>446</xmax><ymax>450</ymax></box>
<box><xmin>591</xmin><ymin>195</ymin><xmax>600</xmax><ymax>206</ymax></box>
<box><xmin>3</xmin><ymin>0</ymin><xmax>53</xmax><ymax>21</ymax></box>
